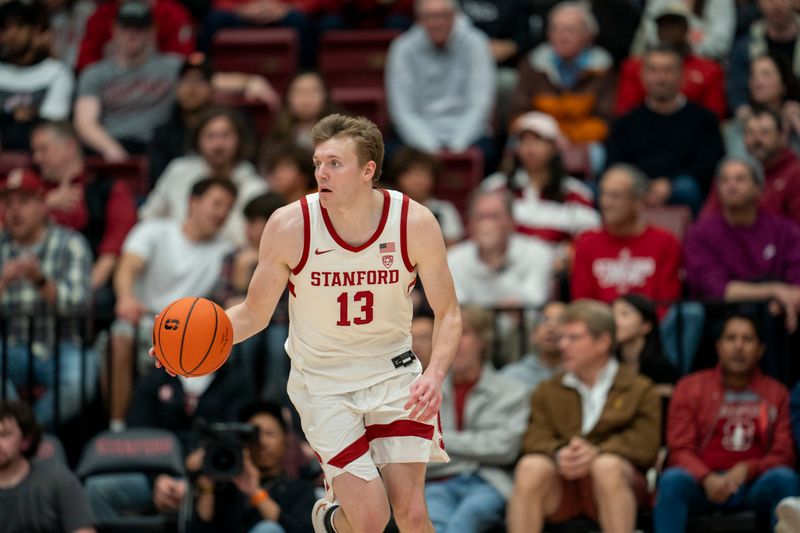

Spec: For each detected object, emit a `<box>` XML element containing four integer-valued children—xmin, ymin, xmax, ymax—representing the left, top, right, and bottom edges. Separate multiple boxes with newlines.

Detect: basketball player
<box><xmin>155</xmin><ymin>114</ymin><xmax>461</xmax><ymax>532</ymax></box>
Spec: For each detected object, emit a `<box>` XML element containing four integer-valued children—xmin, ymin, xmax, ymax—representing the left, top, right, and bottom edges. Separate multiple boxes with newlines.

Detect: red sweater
<box><xmin>614</xmin><ymin>55</ymin><xmax>726</xmax><ymax>120</ymax></box>
<box><xmin>700</xmin><ymin>148</ymin><xmax>800</xmax><ymax>228</ymax></box>
<box><xmin>571</xmin><ymin>225</ymin><xmax>682</xmax><ymax>309</ymax></box>
<box><xmin>76</xmin><ymin>0</ymin><xmax>195</xmax><ymax>72</ymax></box>
<box><xmin>667</xmin><ymin>366</ymin><xmax>795</xmax><ymax>482</ymax></box>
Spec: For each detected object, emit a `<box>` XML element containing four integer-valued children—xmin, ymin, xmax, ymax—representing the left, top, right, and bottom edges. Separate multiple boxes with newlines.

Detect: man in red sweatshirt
<box><xmin>654</xmin><ymin>312</ymin><xmax>798</xmax><ymax>532</ymax></box>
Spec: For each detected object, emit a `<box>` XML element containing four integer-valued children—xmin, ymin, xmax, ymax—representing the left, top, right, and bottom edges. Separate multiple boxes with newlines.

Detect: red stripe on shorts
<box><xmin>325</xmin><ymin>420</ymin><xmax>435</xmax><ymax>469</ymax></box>
<box><xmin>327</xmin><ymin>434</ymin><xmax>370</xmax><ymax>469</ymax></box>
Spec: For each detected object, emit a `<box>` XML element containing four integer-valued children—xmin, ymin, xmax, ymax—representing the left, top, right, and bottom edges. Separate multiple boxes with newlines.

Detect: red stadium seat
<box><xmin>85</xmin><ymin>156</ymin><xmax>149</xmax><ymax>196</ymax></box>
<box><xmin>0</xmin><ymin>151</ymin><xmax>32</xmax><ymax>177</ymax></box>
<box><xmin>331</xmin><ymin>86</ymin><xmax>388</xmax><ymax>132</ymax></box>
<box><xmin>213</xmin><ymin>91</ymin><xmax>275</xmax><ymax>139</ymax></box>
<box><xmin>319</xmin><ymin>30</ymin><xmax>402</xmax><ymax>91</ymax></box>
<box><xmin>212</xmin><ymin>28</ymin><xmax>299</xmax><ymax>95</ymax></box>
<box><xmin>434</xmin><ymin>147</ymin><xmax>484</xmax><ymax>222</ymax></box>
<box><xmin>642</xmin><ymin>205</ymin><xmax>693</xmax><ymax>241</ymax></box>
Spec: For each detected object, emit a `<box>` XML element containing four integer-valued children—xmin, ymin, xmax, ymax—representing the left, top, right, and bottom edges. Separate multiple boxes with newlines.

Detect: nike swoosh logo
<box><xmin>315</xmin><ymin>248</ymin><xmax>334</xmax><ymax>255</ymax></box>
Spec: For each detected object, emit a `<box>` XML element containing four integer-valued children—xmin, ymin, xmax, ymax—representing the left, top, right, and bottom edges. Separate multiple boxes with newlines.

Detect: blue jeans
<box><xmin>2</xmin><ymin>341</ymin><xmax>97</xmax><ymax>428</ymax></box>
<box><xmin>668</xmin><ymin>174</ymin><xmax>704</xmax><ymax>216</ymax></box>
<box><xmin>661</xmin><ymin>302</ymin><xmax>705</xmax><ymax>375</ymax></box>
<box><xmin>425</xmin><ymin>473</ymin><xmax>506</xmax><ymax>533</ymax></box>
<box><xmin>85</xmin><ymin>472</ymin><xmax>155</xmax><ymax>520</ymax></box>
<box><xmin>653</xmin><ymin>467</ymin><xmax>800</xmax><ymax>533</ymax></box>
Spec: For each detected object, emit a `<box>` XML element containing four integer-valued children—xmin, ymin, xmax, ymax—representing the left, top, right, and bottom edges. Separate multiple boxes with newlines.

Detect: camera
<box><xmin>199</xmin><ymin>422</ymin><xmax>260</xmax><ymax>481</ymax></box>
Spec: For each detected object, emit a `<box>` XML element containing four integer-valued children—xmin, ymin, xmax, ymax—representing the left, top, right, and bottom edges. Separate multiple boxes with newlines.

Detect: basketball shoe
<box><xmin>312</xmin><ymin>498</ymin><xmax>340</xmax><ymax>533</ymax></box>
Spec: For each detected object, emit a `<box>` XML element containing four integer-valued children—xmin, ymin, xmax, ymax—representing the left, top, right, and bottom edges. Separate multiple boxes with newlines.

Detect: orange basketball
<box><xmin>152</xmin><ymin>297</ymin><xmax>233</xmax><ymax>377</ymax></box>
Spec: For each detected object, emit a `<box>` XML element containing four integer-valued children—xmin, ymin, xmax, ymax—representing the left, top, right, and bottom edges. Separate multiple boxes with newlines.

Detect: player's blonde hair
<box><xmin>311</xmin><ymin>114</ymin><xmax>384</xmax><ymax>181</ymax></box>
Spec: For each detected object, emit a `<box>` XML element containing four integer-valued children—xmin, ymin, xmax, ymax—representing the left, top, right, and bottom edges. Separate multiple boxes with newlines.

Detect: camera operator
<box><xmin>189</xmin><ymin>401</ymin><xmax>316</xmax><ymax>533</ymax></box>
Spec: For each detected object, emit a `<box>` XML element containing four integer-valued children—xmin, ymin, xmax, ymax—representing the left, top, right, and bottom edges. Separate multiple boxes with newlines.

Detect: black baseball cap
<box><xmin>180</xmin><ymin>52</ymin><xmax>214</xmax><ymax>81</ymax></box>
<box><xmin>116</xmin><ymin>1</ymin><xmax>153</xmax><ymax>28</ymax></box>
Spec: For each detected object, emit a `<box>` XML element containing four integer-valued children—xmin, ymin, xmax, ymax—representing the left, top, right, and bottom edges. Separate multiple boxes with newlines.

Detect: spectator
<box><xmin>108</xmin><ymin>178</ymin><xmax>237</xmax><ymax>426</ymax></box>
<box><xmin>483</xmin><ymin>112</ymin><xmax>599</xmax><ymax>248</ymax></box>
<box><xmin>74</xmin><ymin>1</ymin><xmax>183</xmax><ymax>161</ymax></box>
<box><xmin>654</xmin><ymin>313</ymin><xmax>798</xmax><ymax>532</ymax></box>
<box><xmin>775</xmin><ymin>381</ymin><xmax>800</xmax><ymax>531</ymax></box>
<box><xmin>260</xmin><ymin>144</ymin><xmax>316</xmax><ymax>204</ymax></box>
<box><xmin>0</xmin><ymin>169</ymin><xmax>95</xmax><ymax>429</ymax></box>
<box><xmin>447</xmin><ymin>188</ymin><xmax>555</xmax><ymax>308</ymax></box>
<box><xmin>411</xmin><ymin>310</ymin><xmax>435</xmax><ymax>368</ymax></box>
<box><xmin>612</xmin><ymin>294</ymin><xmax>678</xmax><ymax>398</ymax></box>
<box><xmin>267</xmin><ymin>71</ymin><xmax>340</xmax><ymax>151</ymax></box>
<box><xmin>606</xmin><ymin>43</ymin><xmax>724</xmax><ymax>214</ymax></box>
<box><xmin>501</xmin><ymin>300</ymin><xmax>566</xmax><ymax>391</ymax></box>
<box><xmin>148</xmin><ymin>53</ymin><xmax>216</xmax><ymax>188</ymax></box>
<box><xmin>706</xmin><ymin>108</ymin><xmax>800</xmax><ymax>226</ymax></box>
<box><xmin>460</xmin><ymin>0</ymin><xmax>532</xmax><ymax>70</ymax></box>
<box><xmin>201</xmin><ymin>0</ymin><xmax>318</xmax><ymax>68</ymax></box>
<box><xmin>76</xmin><ymin>0</ymin><xmax>194</xmax><ymax>72</ymax></box>
<box><xmin>631</xmin><ymin>0</ymin><xmax>735</xmax><ymax>60</ymax></box>
<box><xmin>30</xmin><ymin>121</ymin><xmax>137</xmax><ymax>301</ymax></box>
<box><xmin>426</xmin><ymin>305</ymin><xmax>530</xmax><ymax>532</ymax></box>
<box><xmin>507</xmin><ymin>300</ymin><xmax>661</xmax><ymax>533</ymax></box>
<box><xmin>0</xmin><ymin>0</ymin><xmax>74</xmax><ymax>151</ymax></box>
<box><xmin>190</xmin><ymin>401</ymin><xmax>316</xmax><ymax>533</ymax></box>
<box><xmin>684</xmin><ymin>155</ymin><xmax>800</xmax><ymax>332</ymax></box>
<box><xmin>727</xmin><ymin>0</ymin><xmax>800</xmax><ymax>115</ymax></box>
<box><xmin>0</xmin><ymin>400</ymin><xmax>96</xmax><ymax>533</ymax></box>
<box><xmin>85</xmin><ymin>350</ymin><xmax>255</xmax><ymax>521</ymax></box>
<box><xmin>615</xmin><ymin>3</ymin><xmax>727</xmax><ymax>120</ymax></box>
<box><xmin>509</xmin><ymin>2</ymin><xmax>615</xmax><ymax>144</ymax></box>
<box><xmin>386</xmin><ymin>0</ymin><xmax>496</xmax><ymax>159</ymax></box>
<box><xmin>389</xmin><ymin>147</ymin><xmax>464</xmax><ymax>246</ymax></box>
<box><xmin>724</xmin><ymin>54</ymin><xmax>800</xmax><ymax>156</ymax></box>
<box><xmin>139</xmin><ymin>107</ymin><xmax>267</xmax><ymax>246</ymax></box>
<box><xmin>45</xmin><ymin>0</ymin><xmax>95</xmax><ymax>69</ymax></box>
<box><xmin>213</xmin><ymin>192</ymin><xmax>290</xmax><ymax>402</ymax></box>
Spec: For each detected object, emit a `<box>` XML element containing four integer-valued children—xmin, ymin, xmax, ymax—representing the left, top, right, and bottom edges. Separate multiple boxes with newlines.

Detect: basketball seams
<box><xmin>178</xmin><ymin>297</ymin><xmax>200</xmax><ymax>374</ymax></box>
<box><xmin>184</xmin><ymin>300</ymin><xmax>220</xmax><ymax>376</ymax></box>
<box><xmin>155</xmin><ymin>300</ymin><xmax>181</xmax><ymax>376</ymax></box>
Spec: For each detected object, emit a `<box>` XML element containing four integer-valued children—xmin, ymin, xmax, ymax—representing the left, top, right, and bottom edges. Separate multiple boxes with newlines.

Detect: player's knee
<box><xmin>392</xmin><ymin>496</ymin><xmax>429</xmax><ymax>531</ymax></box>
<box><xmin>346</xmin><ymin>499</ymin><xmax>391</xmax><ymax>533</ymax></box>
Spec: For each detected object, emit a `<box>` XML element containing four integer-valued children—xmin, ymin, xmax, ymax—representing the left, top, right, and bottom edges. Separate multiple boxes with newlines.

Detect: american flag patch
<box><xmin>379</xmin><ymin>242</ymin><xmax>396</xmax><ymax>253</ymax></box>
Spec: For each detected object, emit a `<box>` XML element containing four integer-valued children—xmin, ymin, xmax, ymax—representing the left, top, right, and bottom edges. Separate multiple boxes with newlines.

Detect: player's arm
<box><xmin>405</xmin><ymin>201</ymin><xmax>462</xmax><ymax>421</ymax></box>
<box><xmin>225</xmin><ymin>203</ymin><xmax>303</xmax><ymax>344</ymax></box>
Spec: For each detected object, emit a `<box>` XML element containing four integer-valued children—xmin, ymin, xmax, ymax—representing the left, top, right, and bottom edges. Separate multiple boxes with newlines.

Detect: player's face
<box><xmin>716</xmin><ymin>318</ymin><xmax>763</xmax><ymax>378</ymax></box>
<box><xmin>247</xmin><ymin>413</ymin><xmax>286</xmax><ymax>471</ymax></box>
<box><xmin>0</xmin><ymin>416</ymin><xmax>25</xmax><ymax>469</ymax></box>
<box><xmin>313</xmin><ymin>136</ymin><xmax>374</xmax><ymax>208</ymax></box>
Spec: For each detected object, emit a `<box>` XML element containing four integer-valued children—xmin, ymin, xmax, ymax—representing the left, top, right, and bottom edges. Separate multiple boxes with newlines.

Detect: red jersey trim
<box><xmin>287</xmin><ymin>281</ymin><xmax>296</xmax><ymax>297</ymax></box>
<box><xmin>290</xmin><ymin>197</ymin><xmax>311</xmax><ymax>275</ymax></box>
<box><xmin>400</xmin><ymin>194</ymin><xmax>414</xmax><ymax>272</ymax></box>
<box><xmin>325</xmin><ymin>419</ymin><xmax>436</xmax><ymax>469</ymax></box>
<box><xmin>320</xmin><ymin>189</ymin><xmax>390</xmax><ymax>253</ymax></box>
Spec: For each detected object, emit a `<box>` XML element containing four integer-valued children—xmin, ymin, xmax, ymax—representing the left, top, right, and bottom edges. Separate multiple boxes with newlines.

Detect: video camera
<box><xmin>199</xmin><ymin>422</ymin><xmax>260</xmax><ymax>481</ymax></box>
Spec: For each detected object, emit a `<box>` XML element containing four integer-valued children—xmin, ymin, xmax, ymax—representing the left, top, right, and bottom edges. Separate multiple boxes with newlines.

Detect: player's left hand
<box><xmin>405</xmin><ymin>372</ymin><xmax>443</xmax><ymax>421</ymax></box>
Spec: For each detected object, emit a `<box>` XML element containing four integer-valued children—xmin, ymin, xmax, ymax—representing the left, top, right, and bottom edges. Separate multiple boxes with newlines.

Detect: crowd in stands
<box><xmin>6</xmin><ymin>0</ymin><xmax>800</xmax><ymax>530</ymax></box>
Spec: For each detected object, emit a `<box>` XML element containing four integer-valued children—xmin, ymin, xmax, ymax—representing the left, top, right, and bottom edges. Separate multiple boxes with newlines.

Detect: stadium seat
<box><xmin>212</xmin><ymin>28</ymin><xmax>299</xmax><ymax>95</ymax></box>
<box><xmin>642</xmin><ymin>205</ymin><xmax>693</xmax><ymax>241</ymax></box>
<box><xmin>318</xmin><ymin>29</ymin><xmax>401</xmax><ymax>91</ymax></box>
<box><xmin>213</xmin><ymin>91</ymin><xmax>274</xmax><ymax>139</ymax></box>
<box><xmin>0</xmin><ymin>150</ymin><xmax>31</xmax><ymax>177</ymax></box>
<box><xmin>85</xmin><ymin>155</ymin><xmax>149</xmax><ymax>197</ymax></box>
<box><xmin>331</xmin><ymin>86</ymin><xmax>388</xmax><ymax>132</ymax></box>
<box><xmin>35</xmin><ymin>432</ymin><xmax>68</xmax><ymax>467</ymax></box>
<box><xmin>77</xmin><ymin>428</ymin><xmax>185</xmax><ymax>533</ymax></box>
<box><xmin>434</xmin><ymin>147</ymin><xmax>484</xmax><ymax>222</ymax></box>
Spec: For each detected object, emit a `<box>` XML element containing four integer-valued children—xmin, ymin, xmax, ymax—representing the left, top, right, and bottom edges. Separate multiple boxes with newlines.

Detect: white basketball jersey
<box><xmin>286</xmin><ymin>189</ymin><xmax>421</xmax><ymax>395</ymax></box>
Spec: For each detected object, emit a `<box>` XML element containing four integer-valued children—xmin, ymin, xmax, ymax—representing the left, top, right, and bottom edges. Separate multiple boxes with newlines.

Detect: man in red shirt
<box><xmin>654</xmin><ymin>313</ymin><xmax>798</xmax><ymax>532</ymax></box>
<box><xmin>76</xmin><ymin>0</ymin><xmax>194</xmax><ymax>73</ymax></box>
<box><xmin>614</xmin><ymin>3</ymin><xmax>726</xmax><ymax>120</ymax></box>
<box><xmin>30</xmin><ymin>121</ymin><xmax>137</xmax><ymax>309</ymax></box>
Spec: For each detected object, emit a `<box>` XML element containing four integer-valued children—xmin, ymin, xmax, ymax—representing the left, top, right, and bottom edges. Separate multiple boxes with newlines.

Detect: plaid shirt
<box><xmin>0</xmin><ymin>223</ymin><xmax>92</xmax><ymax>357</ymax></box>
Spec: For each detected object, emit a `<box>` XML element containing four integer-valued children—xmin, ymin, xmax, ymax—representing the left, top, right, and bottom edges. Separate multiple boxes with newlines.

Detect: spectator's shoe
<box><xmin>777</xmin><ymin>497</ymin><xmax>800</xmax><ymax>533</ymax></box>
<box><xmin>312</xmin><ymin>498</ymin><xmax>340</xmax><ymax>533</ymax></box>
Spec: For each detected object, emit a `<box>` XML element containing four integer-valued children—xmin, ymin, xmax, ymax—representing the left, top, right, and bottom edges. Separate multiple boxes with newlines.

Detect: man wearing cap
<box><xmin>74</xmin><ymin>1</ymin><xmax>183</xmax><ymax>161</ymax></box>
<box><xmin>0</xmin><ymin>168</ymin><xmax>95</xmax><ymax>429</ymax></box>
<box><xmin>76</xmin><ymin>0</ymin><xmax>194</xmax><ymax>72</ymax></box>
<box><xmin>616</xmin><ymin>3</ymin><xmax>727</xmax><ymax>120</ymax></box>
<box><xmin>0</xmin><ymin>0</ymin><xmax>74</xmax><ymax>151</ymax></box>
<box><xmin>685</xmin><ymin>156</ymin><xmax>800</xmax><ymax>333</ymax></box>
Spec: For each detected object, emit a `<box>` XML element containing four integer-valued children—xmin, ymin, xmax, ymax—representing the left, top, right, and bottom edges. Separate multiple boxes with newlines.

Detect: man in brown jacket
<box><xmin>506</xmin><ymin>299</ymin><xmax>661</xmax><ymax>533</ymax></box>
